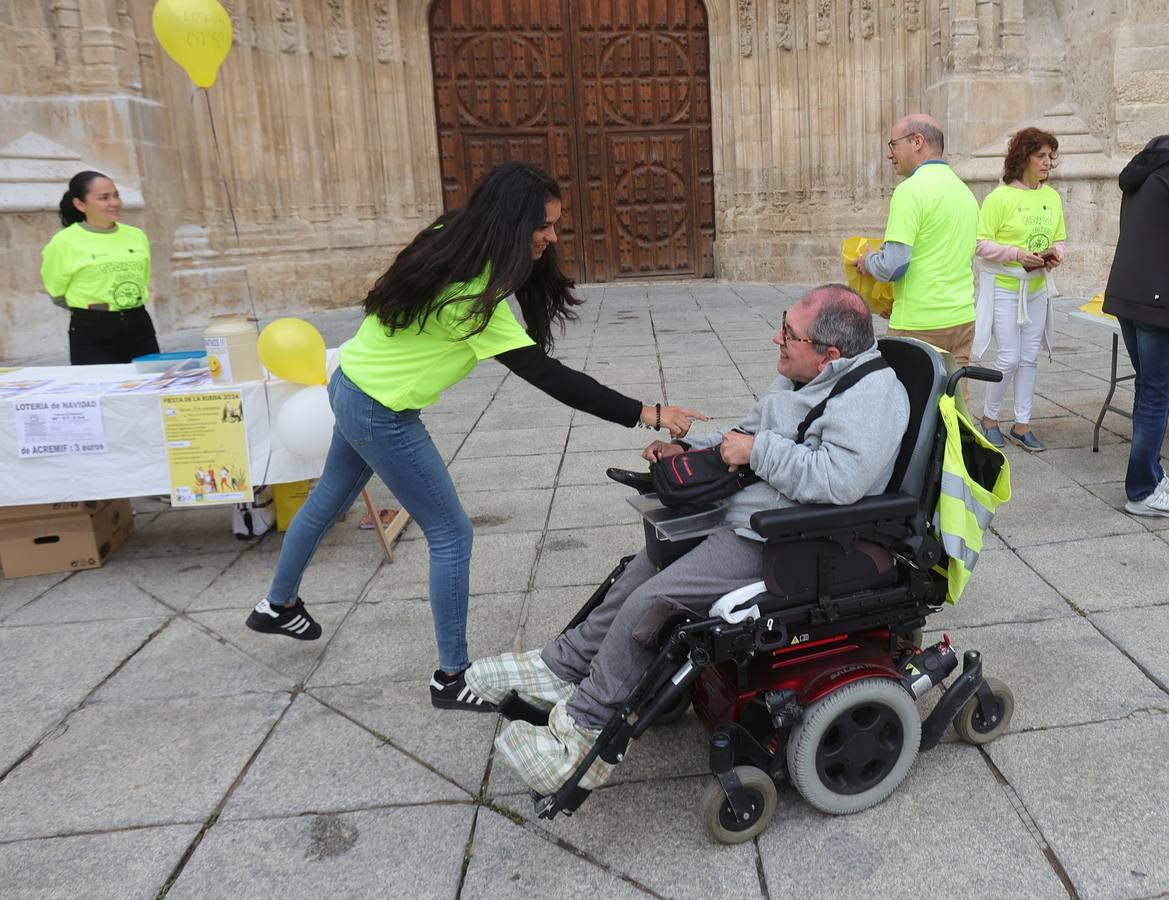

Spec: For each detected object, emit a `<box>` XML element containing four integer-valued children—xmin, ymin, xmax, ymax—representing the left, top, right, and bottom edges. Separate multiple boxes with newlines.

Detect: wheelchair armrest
<box><xmin>607</xmin><ymin>467</ymin><xmax>655</xmax><ymax>494</ymax></box>
<box><xmin>749</xmin><ymin>492</ymin><xmax>921</xmax><ymax>542</ymax></box>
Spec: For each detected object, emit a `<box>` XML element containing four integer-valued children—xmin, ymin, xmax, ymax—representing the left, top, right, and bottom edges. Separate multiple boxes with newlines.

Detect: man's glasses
<box><xmin>887</xmin><ymin>133</ymin><xmax>919</xmax><ymax>152</ymax></box>
<box><xmin>781</xmin><ymin>310</ymin><xmax>818</xmax><ymax>346</ymax></box>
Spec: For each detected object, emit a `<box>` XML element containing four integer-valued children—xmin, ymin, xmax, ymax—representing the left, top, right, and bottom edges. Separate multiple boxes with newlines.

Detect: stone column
<box><xmin>999</xmin><ymin>0</ymin><xmax>1025</xmax><ymax>70</ymax></box>
<box><xmin>1114</xmin><ymin>23</ymin><xmax>1169</xmax><ymax>154</ymax></box>
<box><xmin>948</xmin><ymin>0</ymin><xmax>980</xmax><ymax>69</ymax></box>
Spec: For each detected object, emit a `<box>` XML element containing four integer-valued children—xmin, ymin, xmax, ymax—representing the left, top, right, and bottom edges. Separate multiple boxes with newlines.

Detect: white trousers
<box><xmin>983</xmin><ymin>285</ymin><xmax>1049</xmax><ymax>424</ymax></box>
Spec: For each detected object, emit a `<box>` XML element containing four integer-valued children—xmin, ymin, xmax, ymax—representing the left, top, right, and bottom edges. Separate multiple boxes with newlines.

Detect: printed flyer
<box><xmin>160</xmin><ymin>391</ymin><xmax>252</xmax><ymax>505</ymax></box>
<box><xmin>12</xmin><ymin>395</ymin><xmax>107</xmax><ymax>457</ymax></box>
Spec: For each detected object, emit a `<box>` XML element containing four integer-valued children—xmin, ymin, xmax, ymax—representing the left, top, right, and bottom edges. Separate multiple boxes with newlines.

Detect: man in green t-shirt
<box><xmin>855</xmin><ymin>113</ymin><xmax>979</xmax><ymax>367</ymax></box>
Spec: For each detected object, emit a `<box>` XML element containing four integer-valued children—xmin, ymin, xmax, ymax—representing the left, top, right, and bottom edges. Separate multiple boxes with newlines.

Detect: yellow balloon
<box><xmin>258</xmin><ymin>318</ymin><xmax>327</xmax><ymax>386</ymax></box>
<box><xmin>841</xmin><ymin>236</ymin><xmax>895</xmax><ymax>318</ymax></box>
<box><xmin>152</xmin><ymin>0</ymin><xmax>233</xmax><ymax>89</ymax></box>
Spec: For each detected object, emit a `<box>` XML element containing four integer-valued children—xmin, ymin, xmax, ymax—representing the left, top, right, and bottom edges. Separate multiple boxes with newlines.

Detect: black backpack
<box><xmin>650</xmin><ymin>358</ymin><xmax>889</xmax><ymax>508</ymax></box>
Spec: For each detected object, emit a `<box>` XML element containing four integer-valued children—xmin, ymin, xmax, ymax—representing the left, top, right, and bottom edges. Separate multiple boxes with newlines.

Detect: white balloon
<box><xmin>275</xmin><ymin>385</ymin><xmax>334</xmax><ymax>458</ymax></box>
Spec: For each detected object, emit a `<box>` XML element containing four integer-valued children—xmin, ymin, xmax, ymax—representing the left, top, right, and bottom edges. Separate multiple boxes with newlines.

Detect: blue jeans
<box><xmin>1119</xmin><ymin>318</ymin><xmax>1169</xmax><ymax>502</ymax></box>
<box><xmin>268</xmin><ymin>369</ymin><xmax>474</xmax><ymax>671</ymax></box>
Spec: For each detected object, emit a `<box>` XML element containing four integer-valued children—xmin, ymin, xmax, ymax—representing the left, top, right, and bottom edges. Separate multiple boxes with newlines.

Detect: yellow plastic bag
<box><xmin>1078</xmin><ymin>293</ymin><xmax>1114</xmax><ymax>320</ymax></box>
<box><xmin>842</xmin><ymin>237</ymin><xmax>895</xmax><ymax>317</ymax></box>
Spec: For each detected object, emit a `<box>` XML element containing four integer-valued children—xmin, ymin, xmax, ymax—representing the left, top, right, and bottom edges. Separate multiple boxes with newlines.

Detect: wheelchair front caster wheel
<box><xmin>954</xmin><ymin>676</ymin><xmax>1014</xmax><ymax>745</ymax></box>
<box><xmin>700</xmin><ymin>765</ymin><xmax>777</xmax><ymax>844</ymax></box>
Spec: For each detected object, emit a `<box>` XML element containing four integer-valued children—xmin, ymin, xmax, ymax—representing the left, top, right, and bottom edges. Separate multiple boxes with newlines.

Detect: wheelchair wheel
<box><xmin>700</xmin><ymin>766</ymin><xmax>777</xmax><ymax>845</ymax></box>
<box><xmin>787</xmin><ymin>678</ymin><xmax>921</xmax><ymax>815</ymax></box>
<box><xmin>954</xmin><ymin>677</ymin><xmax>1014</xmax><ymax>745</ymax></box>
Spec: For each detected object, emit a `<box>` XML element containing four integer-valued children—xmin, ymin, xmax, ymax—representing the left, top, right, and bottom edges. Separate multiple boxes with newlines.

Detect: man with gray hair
<box><xmin>856</xmin><ymin>113</ymin><xmax>979</xmax><ymax>367</ymax></box>
<box><xmin>467</xmin><ymin>284</ymin><xmax>912</xmax><ymax>795</ymax></box>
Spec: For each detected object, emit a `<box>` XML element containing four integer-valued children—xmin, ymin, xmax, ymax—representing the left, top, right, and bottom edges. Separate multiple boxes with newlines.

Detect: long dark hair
<box><xmin>1002</xmin><ymin>128</ymin><xmax>1059</xmax><ymax>184</ymax></box>
<box><xmin>58</xmin><ymin>170</ymin><xmax>108</xmax><ymax>228</ymax></box>
<box><xmin>363</xmin><ymin>161</ymin><xmax>579</xmax><ymax>351</ymax></box>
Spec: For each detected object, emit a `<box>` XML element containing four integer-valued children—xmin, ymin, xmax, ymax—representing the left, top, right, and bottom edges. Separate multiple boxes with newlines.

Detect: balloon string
<box><xmin>200</xmin><ymin>87</ymin><xmax>259</xmax><ymax>324</ymax></box>
<box><xmin>202</xmin><ymin>87</ymin><xmax>240</xmax><ymax>246</ymax></box>
<box><xmin>196</xmin><ymin>86</ymin><xmax>274</xmax><ymax>489</ymax></box>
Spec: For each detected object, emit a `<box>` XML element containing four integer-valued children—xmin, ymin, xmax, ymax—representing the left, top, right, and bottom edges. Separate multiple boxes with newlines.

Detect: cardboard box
<box><xmin>0</xmin><ymin>500</ymin><xmax>104</xmax><ymax>523</ymax></box>
<box><xmin>0</xmin><ymin>499</ymin><xmax>135</xmax><ymax>578</ymax></box>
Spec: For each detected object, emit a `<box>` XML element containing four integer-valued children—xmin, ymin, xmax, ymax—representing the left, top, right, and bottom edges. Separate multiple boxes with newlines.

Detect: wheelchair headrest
<box><xmin>877</xmin><ymin>337</ymin><xmax>948</xmax><ymax>497</ymax></box>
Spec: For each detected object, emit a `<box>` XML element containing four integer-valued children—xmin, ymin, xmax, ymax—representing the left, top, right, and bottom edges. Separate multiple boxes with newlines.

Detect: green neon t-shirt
<box><xmin>338</xmin><ymin>271</ymin><xmax>536</xmax><ymax>411</ymax></box>
<box><xmin>40</xmin><ymin>223</ymin><xmax>151</xmax><ymax>310</ymax></box>
<box><xmin>978</xmin><ymin>183</ymin><xmax>1067</xmax><ymax>291</ymax></box>
<box><xmin>884</xmin><ymin>162</ymin><xmax>979</xmax><ymax>330</ymax></box>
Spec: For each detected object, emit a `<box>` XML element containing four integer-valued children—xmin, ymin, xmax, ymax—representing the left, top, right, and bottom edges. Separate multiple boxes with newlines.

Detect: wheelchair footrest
<box><xmin>534</xmin><ymin>786</ymin><xmax>591</xmax><ymax>820</ymax></box>
<box><xmin>498</xmin><ymin>690</ymin><xmax>550</xmax><ymax>727</ymax></box>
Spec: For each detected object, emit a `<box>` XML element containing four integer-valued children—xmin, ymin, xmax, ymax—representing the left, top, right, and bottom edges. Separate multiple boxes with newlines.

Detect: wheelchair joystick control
<box><xmin>898</xmin><ymin>634</ymin><xmax>958</xmax><ymax>699</ymax></box>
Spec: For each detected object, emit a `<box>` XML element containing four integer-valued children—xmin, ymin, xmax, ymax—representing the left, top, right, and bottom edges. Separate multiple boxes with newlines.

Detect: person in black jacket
<box><xmin>1102</xmin><ymin>135</ymin><xmax>1169</xmax><ymax>516</ymax></box>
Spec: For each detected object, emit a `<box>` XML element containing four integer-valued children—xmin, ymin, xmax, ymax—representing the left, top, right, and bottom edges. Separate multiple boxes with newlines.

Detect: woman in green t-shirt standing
<box><xmin>40</xmin><ymin>171</ymin><xmax>160</xmax><ymax>365</ymax></box>
<box><xmin>972</xmin><ymin>128</ymin><xmax>1067</xmax><ymax>452</ymax></box>
<box><xmin>245</xmin><ymin>162</ymin><xmax>706</xmax><ymax>712</ymax></box>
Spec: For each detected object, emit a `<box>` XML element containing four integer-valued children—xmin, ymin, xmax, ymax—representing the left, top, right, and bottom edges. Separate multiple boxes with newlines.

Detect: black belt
<box><xmin>70</xmin><ymin>304</ymin><xmax>146</xmax><ymax>314</ymax></box>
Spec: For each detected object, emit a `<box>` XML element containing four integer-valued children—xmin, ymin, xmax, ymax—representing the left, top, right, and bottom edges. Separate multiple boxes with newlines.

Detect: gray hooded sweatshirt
<box><xmin>682</xmin><ymin>341</ymin><xmax>911</xmax><ymax>539</ymax></box>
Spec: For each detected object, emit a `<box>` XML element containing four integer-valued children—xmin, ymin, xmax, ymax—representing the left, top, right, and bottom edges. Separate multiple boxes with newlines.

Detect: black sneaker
<box><xmin>430</xmin><ymin>669</ymin><xmax>496</xmax><ymax>712</ymax></box>
<box><xmin>245</xmin><ymin>598</ymin><xmax>322</xmax><ymax>641</ymax></box>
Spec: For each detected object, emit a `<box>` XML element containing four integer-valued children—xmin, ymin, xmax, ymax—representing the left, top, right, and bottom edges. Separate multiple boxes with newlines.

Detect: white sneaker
<box><xmin>1153</xmin><ymin>475</ymin><xmax>1169</xmax><ymax>497</ymax></box>
<box><xmin>1124</xmin><ymin>491</ymin><xmax>1169</xmax><ymax>517</ymax></box>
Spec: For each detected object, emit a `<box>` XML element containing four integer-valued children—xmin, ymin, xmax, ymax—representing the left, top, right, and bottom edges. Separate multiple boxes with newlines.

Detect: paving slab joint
<box><xmin>979</xmin><ymin>746</ymin><xmax>1081</xmax><ymax>899</ymax></box>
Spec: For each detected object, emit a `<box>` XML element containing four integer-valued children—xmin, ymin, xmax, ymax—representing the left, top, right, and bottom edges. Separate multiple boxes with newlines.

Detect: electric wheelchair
<box><xmin>499</xmin><ymin>337</ymin><xmax>1014</xmax><ymax>844</ymax></box>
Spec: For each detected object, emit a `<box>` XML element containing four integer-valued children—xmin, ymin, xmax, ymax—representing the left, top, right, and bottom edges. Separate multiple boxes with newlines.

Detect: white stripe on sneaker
<box><xmin>457</xmin><ymin>686</ymin><xmax>485</xmax><ymax>706</ymax></box>
<box><xmin>281</xmin><ymin>615</ymin><xmax>304</xmax><ymax>631</ymax></box>
<box><xmin>293</xmin><ymin>619</ymin><xmax>310</xmax><ymax>634</ymax></box>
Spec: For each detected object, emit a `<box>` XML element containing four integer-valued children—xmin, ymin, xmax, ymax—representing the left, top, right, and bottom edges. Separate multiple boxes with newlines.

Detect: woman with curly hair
<box><xmin>244</xmin><ymin>161</ymin><xmax>706</xmax><ymax>712</ymax></box>
<box><xmin>973</xmin><ymin>127</ymin><xmax>1067</xmax><ymax>451</ymax></box>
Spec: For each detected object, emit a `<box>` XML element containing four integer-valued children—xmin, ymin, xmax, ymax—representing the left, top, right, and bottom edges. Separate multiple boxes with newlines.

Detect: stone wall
<box><xmin>710</xmin><ymin>0</ymin><xmax>1160</xmax><ymax>292</ymax></box>
<box><xmin>1</xmin><ymin>0</ymin><xmax>1165</xmax><ymax>362</ymax></box>
<box><xmin>0</xmin><ymin>0</ymin><xmax>445</xmax><ymax>360</ymax></box>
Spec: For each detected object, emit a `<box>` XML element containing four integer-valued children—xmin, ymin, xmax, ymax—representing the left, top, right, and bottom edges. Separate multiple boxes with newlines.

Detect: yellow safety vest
<box><xmin>931</xmin><ymin>394</ymin><xmax>1012</xmax><ymax>603</ymax></box>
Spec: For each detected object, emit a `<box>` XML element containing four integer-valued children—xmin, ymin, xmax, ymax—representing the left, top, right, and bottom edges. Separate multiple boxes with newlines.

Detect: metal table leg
<box><xmin>1092</xmin><ymin>333</ymin><xmax>1136</xmax><ymax>453</ymax></box>
<box><xmin>1092</xmin><ymin>335</ymin><xmax>1119</xmax><ymax>452</ymax></box>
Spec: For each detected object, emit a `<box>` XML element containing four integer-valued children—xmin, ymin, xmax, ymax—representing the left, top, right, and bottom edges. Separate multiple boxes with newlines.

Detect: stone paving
<box><xmin>2</xmin><ymin>282</ymin><xmax>1167</xmax><ymax>899</ymax></box>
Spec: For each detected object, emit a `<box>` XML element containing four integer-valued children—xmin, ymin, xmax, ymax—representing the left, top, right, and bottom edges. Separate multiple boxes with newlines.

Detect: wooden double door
<box><xmin>430</xmin><ymin>1</ymin><xmax>715</xmax><ymax>282</ymax></box>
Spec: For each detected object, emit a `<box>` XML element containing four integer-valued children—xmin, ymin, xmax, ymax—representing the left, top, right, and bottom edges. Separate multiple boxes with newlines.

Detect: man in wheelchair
<box><xmin>468</xmin><ymin>284</ymin><xmax>912</xmax><ymax>797</ymax></box>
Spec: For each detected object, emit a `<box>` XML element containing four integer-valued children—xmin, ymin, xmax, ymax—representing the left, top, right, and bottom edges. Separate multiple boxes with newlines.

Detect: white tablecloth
<box><xmin>0</xmin><ymin>358</ymin><xmax>337</xmax><ymax>506</ymax></box>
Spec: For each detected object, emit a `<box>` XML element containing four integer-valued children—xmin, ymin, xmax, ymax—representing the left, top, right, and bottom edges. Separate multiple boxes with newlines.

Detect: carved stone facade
<box><xmin>1</xmin><ymin>1</ymin><xmax>1166</xmax><ymax>360</ymax></box>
